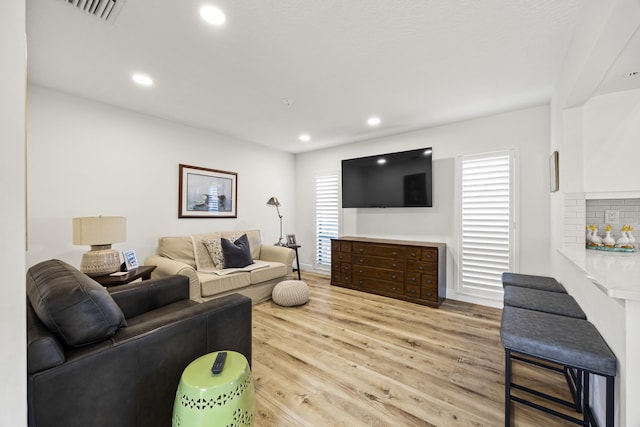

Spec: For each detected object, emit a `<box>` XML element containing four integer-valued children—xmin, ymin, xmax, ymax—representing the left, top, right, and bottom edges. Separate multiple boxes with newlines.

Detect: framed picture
<box><xmin>549</xmin><ymin>151</ymin><xmax>559</xmax><ymax>192</ymax></box>
<box><xmin>179</xmin><ymin>164</ymin><xmax>237</xmax><ymax>218</ymax></box>
<box><xmin>123</xmin><ymin>250</ymin><xmax>139</xmax><ymax>271</ymax></box>
<box><xmin>286</xmin><ymin>234</ymin><xmax>297</xmax><ymax>246</ymax></box>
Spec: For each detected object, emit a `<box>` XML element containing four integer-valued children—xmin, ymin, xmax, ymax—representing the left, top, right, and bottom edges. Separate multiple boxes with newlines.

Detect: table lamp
<box><xmin>73</xmin><ymin>216</ymin><xmax>126</xmax><ymax>276</ymax></box>
<box><xmin>266</xmin><ymin>197</ymin><xmax>285</xmax><ymax>246</ymax></box>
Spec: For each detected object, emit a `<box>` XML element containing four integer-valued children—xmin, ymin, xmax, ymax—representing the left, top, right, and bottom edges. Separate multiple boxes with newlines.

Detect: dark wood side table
<box><xmin>92</xmin><ymin>265</ymin><xmax>157</xmax><ymax>288</ymax></box>
<box><xmin>286</xmin><ymin>244</ymin><xmax>301</xmax><ymax>280</ymax></box>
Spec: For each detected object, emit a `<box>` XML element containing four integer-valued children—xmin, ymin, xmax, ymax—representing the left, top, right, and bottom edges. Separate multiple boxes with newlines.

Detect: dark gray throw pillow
<box><xmin>26</xmin><ymin>259</ymin><xmax>127</xmax><ymax>347</ymax></box>
<box><xmin>221</xmin><ymin>233</ymin><xmax>253</xmax><ymax>268</ymax></box>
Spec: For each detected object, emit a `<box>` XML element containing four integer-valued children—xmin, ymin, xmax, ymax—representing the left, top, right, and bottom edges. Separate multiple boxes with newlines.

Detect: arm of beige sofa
<box><xmin>258</xmin><ymin>245</ymin><xmax>295</xmax><ymax>273</ymax></box>
<box><xmin>144</xmin><ymin>255</ymin><xmax>202</xmax><ymax>301</ymax></box>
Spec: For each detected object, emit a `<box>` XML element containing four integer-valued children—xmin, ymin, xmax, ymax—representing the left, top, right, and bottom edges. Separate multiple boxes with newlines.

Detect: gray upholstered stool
<box><xmin>501</xmin><ymin>272</ymin><xmax>566</xmax><ymax>293</ymax></box>
<box><xmin>501</xmin><ymin>306</ymin><xmax>616</xmax><ymax>427</ymax></box>
<box><xmin>272</xmin><ymin>280</ymin><xmax>309</xmax><ymax>307</ymax></box>
<box><xmin>503</xmin><ymin>286</ymin><xmax>586</xmax><ymax>319</ymax></box>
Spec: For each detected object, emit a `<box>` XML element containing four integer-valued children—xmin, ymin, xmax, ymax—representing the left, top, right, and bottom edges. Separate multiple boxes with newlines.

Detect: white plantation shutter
<box><xmin>315</xmin><ymin>174</ymin><xmax>340</xmax><ymax>269</ymax></box>
<box><xmin>459</xmin><ymin>151</ymin><xmax>514</xmax><ymax>299</ymax></box>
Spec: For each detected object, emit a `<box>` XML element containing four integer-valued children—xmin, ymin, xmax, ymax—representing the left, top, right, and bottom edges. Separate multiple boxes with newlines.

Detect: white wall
<box><xmin>26</xmin><ymin>86</ymin><xmax>295</xmax><ymax>269</ymax></box>
<box><xmin>1</xmin><ymin>1</ymin><xmax>27</xmax><ymax>425</ymax></box>
<box><xmin>295</xmin><ymin>105</ymin><xmax>551</xmax><ymax>307</ymax></box>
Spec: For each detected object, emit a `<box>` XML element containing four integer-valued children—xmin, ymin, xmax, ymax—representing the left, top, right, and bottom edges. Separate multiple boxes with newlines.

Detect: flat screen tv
<box><xmin>341</xmin><ymin>147</ymin><xmax>433</xmax><ymax>208</ymax></box>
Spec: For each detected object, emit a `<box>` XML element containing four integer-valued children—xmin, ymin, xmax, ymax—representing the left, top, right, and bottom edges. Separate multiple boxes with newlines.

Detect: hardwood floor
<box><xmin>252</xmin><ymin>273</ymin><xmax>576</xmax><ymax>426</ymax></box>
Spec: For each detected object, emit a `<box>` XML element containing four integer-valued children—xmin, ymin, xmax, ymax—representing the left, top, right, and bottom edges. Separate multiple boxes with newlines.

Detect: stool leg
<box><xmin>505</xmin><ymin>349</ymin><xmax>512</xmax><ymax>427</ymax></box>
<box><xmin>606</xmin><ymin>375</ymin><xmax>615</xmax><ymax>427</ymax></box>
<box><xmin>583</xmin><ymin>372</ymin><xmax>590</xmax><ymax>427</ymax></box>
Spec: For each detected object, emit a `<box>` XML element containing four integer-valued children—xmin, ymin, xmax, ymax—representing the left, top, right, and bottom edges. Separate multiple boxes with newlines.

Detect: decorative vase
<box><xmin>603</xmin><ymin>225</ymin><xmax>615</xmax><ymax>247</ymax></box>
<box><xmin>616</xmin><ymin>225</ymin><xmax>630</xmax><ymax>248</ymax></box>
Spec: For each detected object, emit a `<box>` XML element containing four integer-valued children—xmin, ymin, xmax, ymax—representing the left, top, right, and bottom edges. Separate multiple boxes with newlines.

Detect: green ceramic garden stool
<box><xmin>172</xmin><ymin>351</ymin><xmax>254</xmax><ymax>427</ymax></box>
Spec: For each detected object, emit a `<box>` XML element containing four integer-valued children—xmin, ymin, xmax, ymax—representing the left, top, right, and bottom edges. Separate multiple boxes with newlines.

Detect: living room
<box><xmin>3</xmin><ymin>0</ymin><xmax>640</xmax><ymax>426</ymax></box>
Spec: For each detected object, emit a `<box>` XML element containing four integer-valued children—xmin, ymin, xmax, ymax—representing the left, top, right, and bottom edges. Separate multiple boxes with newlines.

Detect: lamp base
<box><xmin>80</xmin><ymin>245</ymin><xmax>121</xmax><ymax>276</ymax></box>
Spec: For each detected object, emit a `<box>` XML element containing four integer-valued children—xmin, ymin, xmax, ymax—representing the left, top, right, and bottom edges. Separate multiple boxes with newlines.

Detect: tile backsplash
<box><xmin>585</xmin><ymin>198</ymin><xmax>640</xmax><ymax>241</ymax></box>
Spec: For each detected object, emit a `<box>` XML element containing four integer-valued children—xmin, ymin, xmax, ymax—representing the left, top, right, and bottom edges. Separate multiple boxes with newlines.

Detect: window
<box><xmin>315</xmin><ymin>173</ymin><xmax>340</xmax><ymax>269</ymax></box>
<box><xmin>458</xmin><ymin>151</ymin><xmax>515</xmax><ymax>300</ymax></box>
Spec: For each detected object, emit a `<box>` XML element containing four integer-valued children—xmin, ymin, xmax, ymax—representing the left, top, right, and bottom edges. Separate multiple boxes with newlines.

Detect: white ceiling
<box><xmin>27</xmin><ymin>0</ymin><xmax>597</xmax><ymax>153</ymax></box>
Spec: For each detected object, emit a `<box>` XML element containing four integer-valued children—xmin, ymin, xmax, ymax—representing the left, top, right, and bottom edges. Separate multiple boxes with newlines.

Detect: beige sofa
<box><xmin>145</xmin><ymin>230</ymin><xmax>295</xmax><ymax>304</ymax></box>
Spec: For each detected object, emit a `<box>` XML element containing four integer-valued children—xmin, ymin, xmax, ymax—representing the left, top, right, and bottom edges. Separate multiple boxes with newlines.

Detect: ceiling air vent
<box><xmin>58</xmin><ymin>0</ymin><xmax>126</xmax><ymax>23</ymax></box>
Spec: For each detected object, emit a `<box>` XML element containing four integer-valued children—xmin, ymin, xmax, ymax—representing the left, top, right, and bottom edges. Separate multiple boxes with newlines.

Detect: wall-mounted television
<box><xmin>341</xmin><ymin>147</ymin><xmax>433</xmax><ymax>208</ymax></box>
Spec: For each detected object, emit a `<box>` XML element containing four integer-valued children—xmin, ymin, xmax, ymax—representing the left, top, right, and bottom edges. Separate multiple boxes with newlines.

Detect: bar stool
<box><xmin>501</xmin><ymin>306</ymin><xmax>617</xmax><ymax>427</ymax></box>
<box><xmin>503</xmin><ymin>286</ymin><xmax>586</xmax><ymax>319</ymax></box>
<box><xmin>501</xmin><ymin>272</ymin><xmax>566</xmax><ymax>293</ymax></box>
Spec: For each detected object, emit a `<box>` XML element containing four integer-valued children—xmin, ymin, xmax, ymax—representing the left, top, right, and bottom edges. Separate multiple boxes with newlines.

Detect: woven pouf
<box><xmin>272</xmin><ymin>280</ymin><xmax>309</xmax><ymax>306</ymax></box>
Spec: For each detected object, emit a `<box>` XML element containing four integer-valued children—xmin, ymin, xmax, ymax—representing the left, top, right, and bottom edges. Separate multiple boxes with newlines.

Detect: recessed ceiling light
<box><xmin>367</xmin><ymin>117</ymin><xmax>381</xmax><ymax>126</ymax></box>
<box><xmin>377</xmin><ymin>158</ymin><xmax>386</xmax><ymax>165</ymax></box>
<box><xmin>132</xmin><ymin>73</ymin><xmax>153</xmax><ymax>87</ymax></box>
<box><xmin>624</xmin><ymin>71</ymin><xmax>639</xmax><ymax>77</ymax></box>
<box><xmin>200</xmin><ymin>5</ymin><xmax>226</xmax><ymax>25</ymax></box>
<box><xmin>299</xmin><ymin>134</ymin><xmax>311</xmax><ymax>142</ymax></box>
<box><xmin>281</xmin><ymin>98</ymin><xmax>295</xmax><ymax>107</ymax></box>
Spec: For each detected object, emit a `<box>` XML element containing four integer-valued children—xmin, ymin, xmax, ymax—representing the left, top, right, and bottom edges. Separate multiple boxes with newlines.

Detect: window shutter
<box><xmin>459</xmin><ymin>152</ymin><xmax>513</xmax><ymax>299</ymax></box>
<box><xmin>315</xmin><ymin>174</ymin><xmax>340</xmax><ymax>269</ymax></box>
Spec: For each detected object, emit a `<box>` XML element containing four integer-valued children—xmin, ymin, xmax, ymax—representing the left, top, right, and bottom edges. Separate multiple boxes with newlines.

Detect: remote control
<box><xmin>211</xmin><ymin>351</ymin><xmax>227</xmax><ymax>374</ymax></box>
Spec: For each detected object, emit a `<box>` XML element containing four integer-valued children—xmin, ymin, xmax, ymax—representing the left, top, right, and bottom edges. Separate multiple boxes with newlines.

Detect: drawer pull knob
<box><xmin>392</xmin><ymin>263</ymin><xmax>397</xmax><ymax>268</ymax></box>
<box><xmin>392</xmin><ymin>287</ymin><xmax>397</xmax><ymax>291</ymax></box>
<box><xmin>359</xmin><ymin>259</ymin><xmax>364</xmax><ymax>263</ymax></box>
<box><xmin>392</xmin><ymin>275</ymin><xmax>397</xmax><ymax>280</ymax></box>
<box><xmin>427</xmin><ymin>292</ymin><xmax>433</xmax><ymax>297</ymax></box>
<box><xmin>419</xmin><ymin>266</ymin><xmax>424</xmax><ymax>270</ymax></box>
<box><xmin>392</xmin><ymin>251</ymin><xmax>397</xmax><ymax>256</ymax></box>
<box><xmin>411</xmin><ymin>277</ymin><xmax>416</xmax><ymax>282</ymax></box>
<box><xmin>359</xmin><ymin>280</ymin><xmax>364</xmax><ymax>285</ymax></box>
<box><xmin>427</xmin><ymin>254</ymin><xmax>433</xmax><ymax>258</ymax></box>
<box><xmin>411</xmin><ymin>252</ymin><xmax>417</xmax><ymax>257</ymax></box>
<box><xmin>359</xmin><ymin>270</ymin><xmax>363</xmax><ymax>273</ymax></box>
<box><xmin>359</xmin><ymin>248</ymin><xmax>364</xmax><ymax>252</ymax></box>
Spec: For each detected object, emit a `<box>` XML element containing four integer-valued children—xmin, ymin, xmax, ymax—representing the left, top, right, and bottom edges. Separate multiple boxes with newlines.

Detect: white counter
<box><xmin>558</xmin><ymin>245</ymin><xmax>640</xmax><ymax>301</ymax></box>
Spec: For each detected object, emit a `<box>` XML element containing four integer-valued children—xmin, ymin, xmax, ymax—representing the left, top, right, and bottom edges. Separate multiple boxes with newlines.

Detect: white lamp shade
<box><xmin>72</xmin><ymin>216</ymin><xmax>126</xmax><ymax>246</ymax></box>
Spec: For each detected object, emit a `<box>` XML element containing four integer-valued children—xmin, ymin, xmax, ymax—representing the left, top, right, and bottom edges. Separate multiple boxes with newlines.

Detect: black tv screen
<box><xmin>341</xmin><ymin>147</ymin><xmax>433</xmax><ymax>208</ymax></box>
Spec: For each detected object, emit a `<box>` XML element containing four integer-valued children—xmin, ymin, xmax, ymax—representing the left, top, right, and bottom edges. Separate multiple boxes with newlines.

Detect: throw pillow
<box><xmin>221</xmin><ymin>234</ymin><xmax>253</xmax><ymax>268</ymax></box>
<box><xmin>203</xmin><ymin>238</ymin><xmax>225</xmax><ymax>269</ymax></box>
<box><xmin>26</xmin><ymin>259</ymin><xmax>127</xmax><ymax>347</ymax></box>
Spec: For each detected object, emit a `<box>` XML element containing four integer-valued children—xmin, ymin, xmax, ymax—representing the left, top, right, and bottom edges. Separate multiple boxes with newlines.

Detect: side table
<box><xmin>173</xmin><ymin>351</ymin><xmax>254</xmax><ymax>426</ymax></box>
<box><xmin>91</xmin><ymin>265</ymin><xmax>156</xmax><ymax>287</ymax></box>
<box><xmin>286</xmin><ymin>244</ymin><xmax>301</xmax><ymax>280</ymax></box>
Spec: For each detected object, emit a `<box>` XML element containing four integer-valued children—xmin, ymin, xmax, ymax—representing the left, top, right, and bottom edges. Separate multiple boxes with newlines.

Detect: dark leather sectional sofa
<box><xmin>26</xmin><ymin>259</ymin><xmax>252</xmax><ymax>427</ymax></box>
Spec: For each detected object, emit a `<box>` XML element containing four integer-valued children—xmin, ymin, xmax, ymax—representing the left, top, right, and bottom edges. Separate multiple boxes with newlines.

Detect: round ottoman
<box><xmin>272</xmin><ymin>280</ymin><xmax>309</xmax><ymax>306</ymax></box>
<box><xmin>172</xmin><ymin>351</ymin><xmax>254</xmax><ymax>427</ymax></box>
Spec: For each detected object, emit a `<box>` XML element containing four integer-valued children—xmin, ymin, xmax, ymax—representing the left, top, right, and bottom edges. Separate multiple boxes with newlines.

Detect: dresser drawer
<box><xmin>353</xmin><ymin>276</ymin><xmax>404</xmax><ymax>295</ymax></box>
<box><xmin>353</xmin><ymin>265</ymin><xmax>403</xmax><ymax>282</ymax></box>
<box><xmin>352</xmin><ymin>255</ymin><xmax>405</xmax><ymax>270</ymax></box>
<box><xmin>421</xmin><ymin>248</ymin><xmax>438</xmax><ymax>262</ymax></box>
<box><xmin>405</xmin><ymin>272</ymin><xmax>421</xmax><ymax>285</ymax></box>
<box><xmin>407</xmin><ymin>260</ymin><xmax>437</xmax><ymax>274</ymax></box>
<box><xmin>340</xmin><ymin>241</ymin><xmax>352</xmax><ymax>252</ymax></box>
<box><xmin>422</xmin><ymin>274</ymin><xmax>438</xmax><ymax>287</ymax></box>
<box><xmin>334</xmin><ymin>252</ymin><xmax>350</xmax><ymax>262</ymax></box>
<box><xmin>421</xmin><ymin>286</ymin><xmax>438</xmax><ymax>301</ymax></box>
<box><xmin>353</xmin><ymin>243</ymin><xmax>405</xmax><ymax>258</ymax></box>
<box><xmin>404</xmin><ymin>284</ymin><xmax>420</xmax><ymax>298</ymax></box>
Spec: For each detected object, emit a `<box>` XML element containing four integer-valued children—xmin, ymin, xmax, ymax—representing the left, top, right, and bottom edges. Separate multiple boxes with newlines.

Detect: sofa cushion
<box><xmin>158</xmin><ymin>236</ymin><xmax>196</xmax><ymax>268</ymax></box>
<box><xmin>221</xmin><ymin>234</ymin><xmax>253</xmax><ymax>268</ymax></box>
<box><xmin>250</xmin><ymin>262</ymin><xmax>288</xmax><ymax>284</ymax></box>
<box><xmin>202</xmin><ymin>238</ymin><xmax>225</xmax><ymax>269</ymax></box>
<box><xmin>197</xmin><ymin>271</ymin><xmax>251</xmax><ymax>297</ymax></box>
<box><xmin>26</xmin><ymin>259</ymin><xmax>127</xmax><ymax>347</ymax></box>
<box><xmin>190</xmin><ymin>232</ymin><xmax>222</xmax><ymax>270</ymax></box>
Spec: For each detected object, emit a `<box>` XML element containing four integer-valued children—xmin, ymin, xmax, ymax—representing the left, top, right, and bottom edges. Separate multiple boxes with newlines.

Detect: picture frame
<box><xmin>286</xmin><ymin>234</ymin><xmax>297</xmax><ymax>246</ymax></box>
<box><xmin>179</xmin><ymin>164</ymin><xmax>237</xmax><ymax>218</ymax></box>
<box><xmin>123</xmin><ymin>250</ymin><xmax>139</xmax><ymax>271</ymax></box>
<box><xmin>549</xmin><ymin>151</ymin><xmax>559</xmax><ymax>192</ymax></box>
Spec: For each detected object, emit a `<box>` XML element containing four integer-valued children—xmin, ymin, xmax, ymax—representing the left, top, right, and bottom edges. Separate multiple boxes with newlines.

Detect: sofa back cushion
<box><xmin>158</xmin><ymin>236</ymin><xmax>197</xmax><ymax>268</ymax></box>
<box><xmin>26</xmin><ymin>259</ymin><xmax>127</xmax><ymax>347</ymax></box>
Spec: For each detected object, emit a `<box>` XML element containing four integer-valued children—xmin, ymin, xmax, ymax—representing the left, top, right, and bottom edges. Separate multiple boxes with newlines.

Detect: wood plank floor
<box><xmin>252</xmin><ymin>273</ymin><xmax>576</xmax><ymax>426</ymax></box>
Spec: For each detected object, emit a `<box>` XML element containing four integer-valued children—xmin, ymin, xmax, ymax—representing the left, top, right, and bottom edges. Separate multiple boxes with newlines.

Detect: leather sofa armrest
<box><xmin>145</xmin><ymin>255</ymin><xmax>201</xmax><ymax>300</ymax></box>
<box><xmin>259</xmin><ymin>245</ymin><xmax>295</xmax><ymax>267</ymax></box>
<box><xmin>27</xmin><ymin>301</ymin><xmax>65</xmax><ymax>374</ymax></box>
<box><xmin>108</xmin><ymin>275</ymin><xmax>189</xmax><ymax>319</ymax></box>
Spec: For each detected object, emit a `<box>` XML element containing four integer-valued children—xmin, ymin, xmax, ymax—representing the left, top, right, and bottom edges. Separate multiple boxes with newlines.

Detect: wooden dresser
<box><xmin>331</xmin><ymin>236</ymin><xmax>446</xmax><ymax>307</ymax></box>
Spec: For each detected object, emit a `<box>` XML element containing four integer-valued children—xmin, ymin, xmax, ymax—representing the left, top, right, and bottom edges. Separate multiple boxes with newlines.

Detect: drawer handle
<box><xmin>359</xmin><ymin>280</ymin><xmax>364</xmax><ymax>285</ymax></box>
<box><xmin>392</xmin><ymin>263</ymin><xmax>397</xmax><ymax>268</ymax></box>
<box><xmin>392</xmin><ymin>251</ymin><xmax>397</xmax><ymax>256</ymax></box>
<box><xmin>411</xmin><ymin>277</ymin><xmax>416</xmax><ymax>282</ymax></box>
<box><xmin>392</xmin><ymin>275</ymin><xmax>397</xmax><ymax>280</ymax></box>
<box><xmin>419</xmin><ymin>266</ymin><xmax>424</xmax><ymax>270</ymax></box>
<box><xmin>427</xmin><ymin>254</ymin><xmax>433</xmax><ymax>259</ymax></box>
<box><xmin>426</xmin><ymin>292</ymin><xmax>433</xmax><ymax>297</ymax></box>
<box><xmin>426</xmin><ymin>280</ymin><xmax>432</xmax><ymax>284</ymax></box>
<box><xmin>410</xmin><ymin>289</ymin><xmax>416</xmax><ymax>294</ymax></box>
<box><xmin>411</xmin><ymin>252</ymin><xmax>417</xmax><ymax>257</ymax></box>
<box><xmin>359</xmin><ymin>248</ymin><xmax>364</xmax><ymax>252</ymax></box>
<box><xmin>359</xmin><ymin>269</ymin><xmax>363</xmax><ymax>273</ymax></box>
<box><xmin>392</xmin><ymin>287</ymin><xmax>397</xmax><ymax>291</ymax></box>
<box><xmin>358</xmin><ymin>259</ymin><xmax>364</xmax><ymax>264</ymax></box>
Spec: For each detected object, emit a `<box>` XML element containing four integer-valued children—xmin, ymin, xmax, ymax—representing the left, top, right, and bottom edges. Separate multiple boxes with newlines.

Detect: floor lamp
<box><xmin>266</xmin><ymin>197</ymin><xmax>285</xmax><ymax>246</ymax></box>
